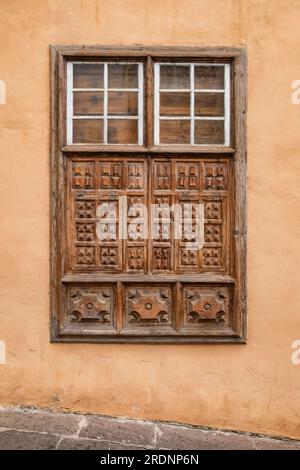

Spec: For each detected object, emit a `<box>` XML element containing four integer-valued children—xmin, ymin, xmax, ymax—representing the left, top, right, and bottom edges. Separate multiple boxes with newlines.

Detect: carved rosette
<box><xmin>67</xmin><ymin>287</ymin><xmax>113</xmax><ymax>324</ymax></box>
<box><xmin>126</xmin><ymin>287</ymin><xmax>171</xmax><ymax>325</ymax></box>
<box><xmin>184</xmin><ymin>288</ymin><xmax>229</xmax><ymax>325</ymax></box>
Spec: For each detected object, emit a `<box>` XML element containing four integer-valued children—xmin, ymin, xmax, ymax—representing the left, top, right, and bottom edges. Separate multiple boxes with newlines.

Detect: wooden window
<box><xmin>154</xmin><ymin>63</ymin><xmax>230</xmax><ymax>145</ymax></box>
<box><xmin>67</xmin><ymin>62</ymin><xmax>143</xmax><ymax>145</ymax></box>
<box><xmin>51</xmin><ymin>46</ymin><xmax>247</xmax><ymax>343</ymax></box>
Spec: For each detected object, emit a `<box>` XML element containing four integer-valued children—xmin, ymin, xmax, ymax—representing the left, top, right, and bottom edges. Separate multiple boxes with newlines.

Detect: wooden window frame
<box><xmin>67</xmin><ymin>61</ymin><xmax>144</xmax><ymax>145</ymax></box>
<box><xmin>50</xmin><ymin>45</ymin><xmax>247</xmax><ymax>343</ymax></box>
<box><xmin>153</xmin><ymin>62</ymin><xmax>231</xmax><ymax>146</ymax></box>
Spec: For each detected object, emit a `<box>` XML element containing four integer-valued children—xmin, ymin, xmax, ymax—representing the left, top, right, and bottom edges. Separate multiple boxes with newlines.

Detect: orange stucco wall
<box><xmin>1</xmin><ymin>0</ymin><xmax>300</xmax><ymax>439</ymax></box>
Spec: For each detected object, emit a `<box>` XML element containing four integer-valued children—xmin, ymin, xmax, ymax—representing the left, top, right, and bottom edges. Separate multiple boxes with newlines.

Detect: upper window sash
<box><xmin>65</xmin><ymin>59</ymin><xmax>231</xmax><ymax>148</ymax></box>
<box><xmin>154</xmin><ymin>62</ymin><xmax>231</xmax><ymax>146</ymax></box>
<box><xmin>67</xmin><ymin>61</ymin><xmax>144</xmax><ymax>145</ymax></box>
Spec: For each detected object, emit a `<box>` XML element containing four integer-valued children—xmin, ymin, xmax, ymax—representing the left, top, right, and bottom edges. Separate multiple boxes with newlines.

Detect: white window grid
<box><xmin>154</xmin><ymin>63</ymin><xmax>230</xmax><ymax>146</ymax></box>
<box><xmin>67</xmin><ymin>62</ymin><xmax>144</xmax><ymax>145</ymax></box>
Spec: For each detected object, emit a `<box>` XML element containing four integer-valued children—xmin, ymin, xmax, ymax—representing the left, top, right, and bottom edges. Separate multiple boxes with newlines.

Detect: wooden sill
<box><xmin>61</xmin><ymin>144</ymin><xmax>236</xmax><ymax>155</ymax></box>
<box><xmin>62</xmin><ymin>273</ymin><xmax>235</xmax><ymax>284</ymax></box>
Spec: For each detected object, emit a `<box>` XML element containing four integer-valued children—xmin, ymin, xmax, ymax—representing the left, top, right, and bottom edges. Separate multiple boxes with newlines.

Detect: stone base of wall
<box><xmin>0</xmin><ymin>406</ymin><xmax>299</xmax><ymax>450</ymax></box>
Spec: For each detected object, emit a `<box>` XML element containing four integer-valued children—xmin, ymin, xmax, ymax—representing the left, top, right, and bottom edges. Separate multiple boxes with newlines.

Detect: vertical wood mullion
<box><xmin>174</xmin><ymin>282</ymin><xmax>182</xmax><ymax>331</ymax></box>
<box><xmin>66</xmin><ymin>62</ymin><xmax>73</xmax><ymax>145</ymax></box>
<box><xmin>146</xmin><ymin>56</ymin><xmax>154</xmax><ymax>148</ymax></box>
<box><xmin>190</xmin><ymin>64</ymin><xmax>195</xmax><ymax>145</ymax></box>
<box><xmin>103</xmin><ymin>63</ymin><xmax>108</xmax><ymax>144</ymax></box>
<box><xmin>119</xmin><ymin>173</ymin><xmax>127</xmax><ymax>273</ymax></box>
<box><xmin>116</xmin><ymin>281</ymin><xmax>123</xmax><ymax>332</ymax></box>
<box><xmin>147</xmin><ymin>155</ymin><xmax>152</xmax><ymax>274</ymax></box>
<box><xmin>171</xmin><ymin>159</ymin><xmax>177</xmax><ymax>272</ymax></box>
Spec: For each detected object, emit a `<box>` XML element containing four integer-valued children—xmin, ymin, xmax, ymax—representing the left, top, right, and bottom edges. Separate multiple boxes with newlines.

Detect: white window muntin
<box><xmin>154</xmin><ymin>62</ymin><xmax>230</xmax><ymax>146</ymax></box>
<box><xmin>67</xmin><ymin>61</ymin><xmax>144</xmax><ymax>145</ymax></box>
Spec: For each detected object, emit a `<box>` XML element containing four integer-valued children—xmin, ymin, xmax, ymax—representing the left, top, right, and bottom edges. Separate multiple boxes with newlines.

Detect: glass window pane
<box><xmin>73</xmin><ymin>92</ymin><xmax>104</xmax><ymax>115</ymax></box>
<box><xmin>194</xmin><ymin>66</ymin><xmax>224</xmax><ymax>89</ymax></box>
<box><xmin>194</xmin><ymin>120</ymin><xmax>224</xmax><ymax>144</ymax></box>
<box><xmin>73</xmin><ymin>64</ymin><xmax>104</xmax><ymax>88</ymax></box>
<box><xmin>160</xmin><ymin>92</ymin><xmax>190</xmax><ymax>116</ymax></box>
<box><xmin>108</xmin><ymin>64</ymin><xmax>138</xmax><ymax>88</ymax></box>
<box><xmin>194</xmin><ymin>92</ymin><xmax>224</xmax><ymax>117</ymax></box>
<box><xmin>108</xmin><ymin>91</ymin><xmax>138</xmax><ymax>116</ymax></box>
<box><xmin>160</xmin><ymin>65</ymin><xmax>190</xmax><ymax>89</ymax></box>
<box><xmin>107</xmin><ymin>119</ymin><xmax>138</xmax><ymax>144</ymax></box>
<box><xmin>73</xmin><ymin>119</ymin><xmax>103</xmax><ymax>143</ymax></box>
<box><xmin>160</xmin><ymin>120</ymin><xmax>190</xmax><ymax>144</ymax></box>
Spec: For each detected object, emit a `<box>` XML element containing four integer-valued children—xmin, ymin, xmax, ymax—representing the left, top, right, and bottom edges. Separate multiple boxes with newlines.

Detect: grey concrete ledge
<box><xmin>0</xmin><ymin>406</ymin><xmax>300</xmax><ymax>450</ymax></box>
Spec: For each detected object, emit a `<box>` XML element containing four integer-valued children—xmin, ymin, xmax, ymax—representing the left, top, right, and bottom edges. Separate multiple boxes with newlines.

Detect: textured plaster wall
<box><xmin>1</xmin><ymin>0</ymin><xmax>300</xmax><ymax>439</ymax></box>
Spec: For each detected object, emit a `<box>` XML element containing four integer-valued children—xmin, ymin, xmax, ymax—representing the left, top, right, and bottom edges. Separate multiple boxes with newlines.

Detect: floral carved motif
<box><xmin>126</xmin><ymin>287</ymin><xmax>171</xmax><ymax>324</ymax></box>
<box><xmin>68</xmin><ymin>287</ymin><xmax>113</xmax><ymax>324</ymax></box>
<box><xmin>185</xmin><ymin>288</ymin><xmax>229</xmax><ymax>324</ymax></box>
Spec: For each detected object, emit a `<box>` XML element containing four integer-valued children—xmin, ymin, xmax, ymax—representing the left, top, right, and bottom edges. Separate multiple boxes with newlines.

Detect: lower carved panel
<box><xmin>58</xmin><ymin>282</ymin><xmax>238</xmax><ymax>340</ymax></box>
<box><xmin>125</xmin><ymin>285</ymin><xmax>173</xmax><ymax>329</ymax></box>
<box><xmin>183</xmin><ymin>285</ymin><xmax>231</xmax><ymax>328</ymax></box>
<box><xmin>64</xmin><ymin>285</ymin><xmax>116</xmax><ymax>333</ymax></box>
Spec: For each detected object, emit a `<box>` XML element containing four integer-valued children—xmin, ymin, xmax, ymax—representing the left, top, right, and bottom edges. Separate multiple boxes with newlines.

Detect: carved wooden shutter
<box><xmin>51</xmin><ymin>46</ymin><xmax>247</xmax><ymax>343</ymax></box>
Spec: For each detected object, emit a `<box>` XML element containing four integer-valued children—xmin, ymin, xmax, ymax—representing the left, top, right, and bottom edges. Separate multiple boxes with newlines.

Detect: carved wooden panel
<box><xmin>126</xmin><ymin>286</ymin><xmax>172</xmax><ymax>325</ymax></box>
<box><xmin>67</xmin><ymin>157</ymin><xmax>229</xmax><ymax>275</ymax></box>
<box><xmin>182</xmin><ymin>286</ymin><xmax>231</xmax><ymax>329</ymax></box>
<box><xmin>72</xmin><ymin>162</ymin><xmax>95</xmax><ymax>189</ymax></box>
<box><xmin>176</xmin><ymin>162</ymin><xmax>200</xmax><ymax>190</ymax></box>
<box><xmin>51</xmin><ymin>46</ymin><xmax>246</xmax><ymax>343</ymax></box>
<box><xmin>64</xmin><ymin>285</ymin><xmax>116</xmax><ymax>334</ymax></box>
<box><xmin>204</xmin><ymin>163</ymin><xmax>228</xmax><ymax>191</ymax></box>
<box><xmin>99</xmin><ymin>162</ymin><xmax>122</xmax><ymax>189</ymax></box>
<box><xmin>68</xmin><ymin>158</ymin><xmax>147</xmax><ymax>273</ymax></box>
<box><xmin>62</xmin><ymin>155</ymin><xmax>233</xmax><ymax>339</ymax></box>
<box><xmin>151</xmin><ymin>158</ymin><xmax>228</xmax><ymax>273</ymax></box>
<box><xmin>123</xmin><ymin>285</ymin><xmax>177</xmax><ymax>334</ymax></box>
<box><xmin>63</xmin><ymin>283</ymin><xmax>235</xmax><ymax>337</ymax></box>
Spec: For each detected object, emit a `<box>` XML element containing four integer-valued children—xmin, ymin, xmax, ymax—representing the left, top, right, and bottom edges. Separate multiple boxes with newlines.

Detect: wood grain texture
<box><xmin>160</xmin><ymin>120</ymin><xmax>190</xmax><ymax>144</ymax></box>
<box><xmin>73</xmin><ymin>119</ymin><xmax>103</xmax><ymax>144</ymax></box>
<box><xmin>50</xmin><ymin>45</ymin><xmax>247</xmax><ymax>343</ymax></box>
<box><xmin>73</xmin><ymin>63</ymin><xmax>104</xmax><ymax>88</ymax></box>
<box><xmin>62</xmin><ymin>145</ymin><xmax>235</xmax><ymax>154</ymax></box>
<box><xmin>73</xmin><ymin>91</ymin><xmax>104</xmax><ymax>116</ymax></box>
<box><xmin>107</xmin><ymin>119</ymin><xmax>138</xmax><ymax>144</ymax></box>
<box><xmin>194</xmin><ymin>65</ymin><xmax>224</xmax><ymax>89</ymax></box>
<box><xmin>160</xmin><ymin>92</ymin><xmax>190</xmax><ymax>116</ymax></box>
<box><xmin>194</xmin><ymin>92</ymin><xmax>224</xmax><ymax>117</ymax></box>
<box><xmin>52</xmin><ymin>45</ymin><xmax>245</xmax><ymax>58</ymax></box>
<box><xmin>108</xmin><ymin>91</ymin><xmax>138</xmax><ymax>116</ymax></box>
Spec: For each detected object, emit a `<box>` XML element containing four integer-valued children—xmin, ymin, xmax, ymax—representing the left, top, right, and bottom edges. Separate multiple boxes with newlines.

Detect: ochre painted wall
<box><xmin>1</xmin><ymin>0</ymin><xmax>300</xmax><ymax>439</ymax></box>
